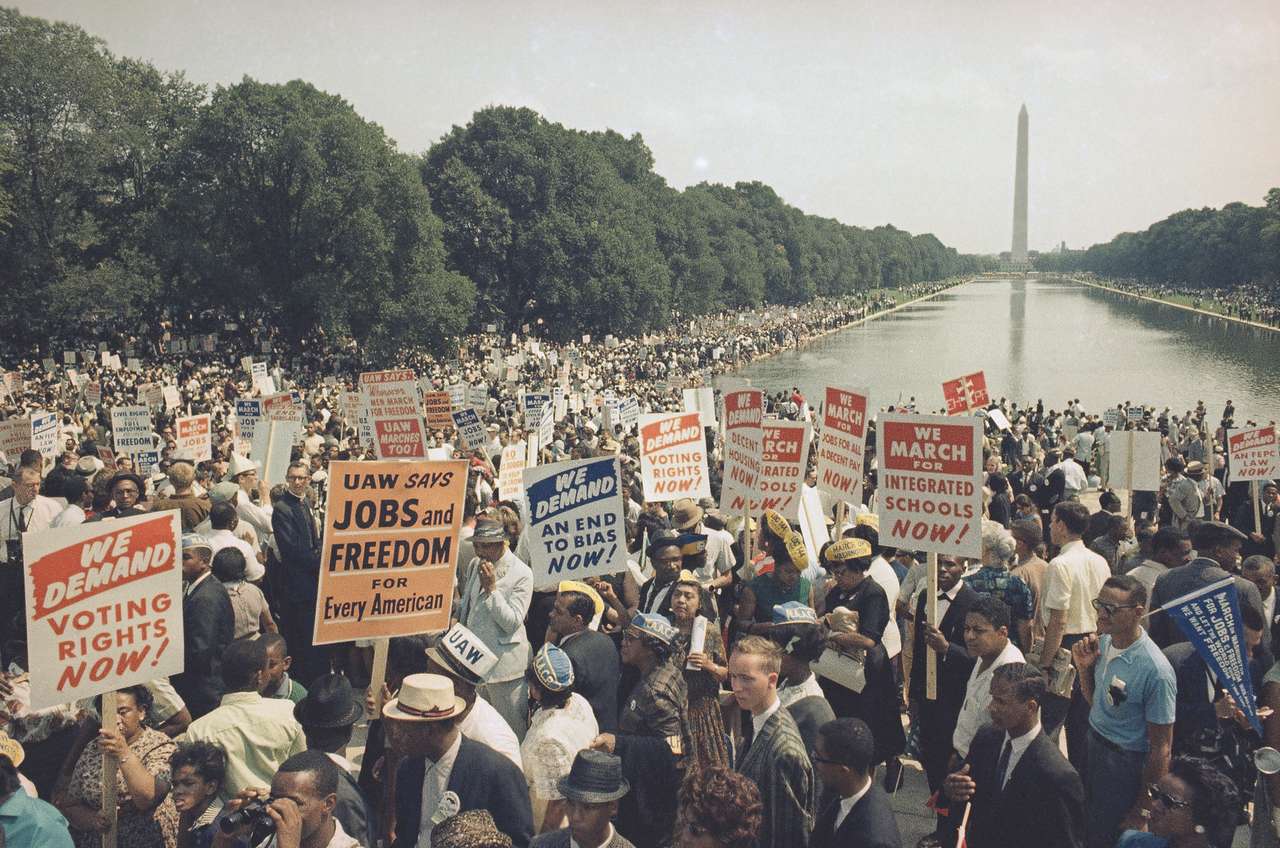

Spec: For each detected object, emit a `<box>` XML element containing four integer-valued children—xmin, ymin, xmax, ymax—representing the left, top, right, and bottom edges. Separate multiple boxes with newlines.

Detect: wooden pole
<box><xmin>1125</xmin><ymin>430</ymin><xmax>1137</xmax><ymax>515</ymax></box>
<box><xmin>743</xmin><ymin>504</ymin><xmax>754</xmax><ymax>571</ymax></box>
<box><xmin>833</xmin><ymin>501</ymin><xmax>847</xmax><ymax>543</ymax></box>
<box><xmin>100</xmin><ymin>690</ymin><xmax>119</xmax><ymax>848</ymax></box>
<box><xmin>1254</xmin><ymin>481</ymin><xmax>1263</xmax><ymax>539</ymax></box>
<box><xmin>926</xmin><ymin>552</ymin><xmax>939</xmax><ymax>701</ymax></box>
<box><xmin>366</xmin><ymin>638</ymin><xmax>390</xmax><ymax>719</ymax></box>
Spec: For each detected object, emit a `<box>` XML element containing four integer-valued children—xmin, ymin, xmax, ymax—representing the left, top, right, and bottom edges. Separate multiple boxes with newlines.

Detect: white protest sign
<box><xmin>522</xmin><ymin>391</ymin><xmax>552</xmax><ymax>428</ymax></box>
<box><xmin>30</xmin><ymin>412</ymin><xmax>58</xmax><ymax>461</ymax></box>
<box><xmin>987</xmin><ymin>408</ymin><xmax>1012</xmax><ymax>431</ymax></box>
<box><xmin>1103</xmin><ymin>408</ymin><xmax>1123</xmax><ymax>429</ymax></box>
<box><xmin>135</xmin><ymin>450</ymin><xmax>160</xmax><ymax>478</ymax></box>
<box><xmin>42</xmin><ymin>358</ymin><xmax>55</xmax><ymax>373</ymax></box>
<box><xmin>235</xmin><ymin>399</ymin><xmax>262</xmax><ymax>456</ymax></box>
<box><xmin>639</xmin><ymin>411</ymin><xmax>711</xmax><ymax>500</ymax></box>
<box><xmin>1227</xmin><ymin>427</ymin><xmax>1280</xmax><ymax>482</ymax></box>
<box><xmin>538</xmin><ymin>401</ymin><xmax>555</xmax><ymax>448</ymax></box>
<box><xmin>63</xmin><ymin>351</ymin><xmax>76</xmax><ymax>365</ymax></box>
<box><xmin>452</xmin><ymin>408</ymin><xmax>487</xmax><ymax>452</ymax></box>
<box><xmin>759</xmin><ymin>420</ymin><xmax>813</xmax><ymax>521</ymax></box>
<box><xmin>719</xmin><ymin>389</ymin><xmax>764</xmax><ymax>513</ymax></box>
<box><xmin>84</xmin><ymin>381</ymin><xmax>102</xmax><ymax>407</ymax></box>
<box><xmin>251</xmin><ymin>361</ymin><xmax>269</xmax><ymax>392</ymax></box>
<box><xmin>815</xmin><ymin>385</ymin><xmax>869</xmax><ymax>503</ymax></box>
<box><xmin>1110</xmin><ymin>430</ymin><xmax>1162</xmax><ymax>491</ymax></box>
<box><xmin>875</xmin><ymin>412</ymin><xmax>983</xmax><ymax>558</ymax></box>
<box><xmin>174</xmin><ymin>414</ymin><xmax>212</xmax><ymax>462</ymax></box>
<box><xmin>360</xmin><ymin>369</ymin><xmax>428</xmax><ymax>459</ymax></box>
<box><xmin>111</xmin><ymin>406</ymin><xmax>154</xmax><ymax>455</ymax></box>
<box><xmin>498</xmin><ymin>441</ymin><xmax>527</xmax><ymax>501</ymax></box>
<box><xmin>0</xmin><ymin>416</ymin><xmax>31</xmax><ymax>459</ymax></box>
<box><xmin>261</xmin><ymin>420</ymin><xmax>302</xmax><ymax>486</ymax></box>
<box><xmin>447</xmin><ymin>382</ymin><xmax>468</xmax><ymax>411</ymax></box>
<box><xmin>163</xmin><ymin>385</ymin><xmax>181</xmax><ymax>413</ymax></box>
<box><xmin>23</xmin><ymin>510</ymin><xmax>183</xmax><ymax>709</ymax></box>
<box><xmin>524</xmin><ymin>455</ymin><xmax>627</xmax><ymax>589</ymax></box>
<box><xmin>619</xmin><ymin>398</ymin><xmax>640</xmax><ymax>431</ymax></box>
<box><xmin>682</xmin><ymin>387</ymin><xmax>717</xmax><ymax>426</ymax></box>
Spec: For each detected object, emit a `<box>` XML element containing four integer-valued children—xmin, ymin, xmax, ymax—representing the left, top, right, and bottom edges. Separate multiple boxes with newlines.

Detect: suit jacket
<box><xmin>530</xmin><ymin>827</ymin><xmax>636</xmax><ymax>848</ymax></box>
<box><xmin>171</xmin><ymin>574</ymin><xmax>235</xmax><ymax>718</ymax></box>
<box><xmin>270</xmin><ymin>491</ymin><xmax>320</xmax><ymax>599</ymax></box>
<box><xmin>560</xmin><ymin>628</ymin><xmax>620</xmax><ymax>732</ymax></box>
<box><xmin>1149</xmin><ymin>559</ymin><xmax>1263</xmax><ymax>647</ymax></box>
<box><xmin>908</xmin><ymin>584</ymin><xmax>979</xmax><ymax>719</ymax></box>
<box><xmin>811</xmin><ymin>783</ymin><xmax>901</xmax><ymax>848</ymax></box>
<box><xmin>394</xmin><ymin>735</ymin><xmax>534</xmax><ymax>848</ymax></box>
<box><xmin>737</xmin><ymin>707</ymin><xmax>816</xmax><ymax>848</ymax></box>
<box><xmin>456</xmin><ymin>549</ymin><xmax>532</xmax><ymax>682</ymax></box>
<box><xmin>962</xmin><ymin>724</ymin><xmax>1083</xmax><ymax>848</ymax></box>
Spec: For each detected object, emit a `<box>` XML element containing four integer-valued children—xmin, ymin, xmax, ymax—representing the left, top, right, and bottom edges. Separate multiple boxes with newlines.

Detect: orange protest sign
<box><xmin>312</xmin><ymin>460</ymin><xmax>466</xmax><ymax>645</ymax></box>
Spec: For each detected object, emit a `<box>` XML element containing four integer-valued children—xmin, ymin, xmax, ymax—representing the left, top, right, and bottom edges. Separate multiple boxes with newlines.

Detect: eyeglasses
<box><xmin>1092</xmin><ymin>599</ymin><xmax>1139</xmax><ymax>615</ymax></box>
<box><xmin>1148</xmin><ymin>784</ymin><xmax>1191</xmax><ymax>809</ymax></box>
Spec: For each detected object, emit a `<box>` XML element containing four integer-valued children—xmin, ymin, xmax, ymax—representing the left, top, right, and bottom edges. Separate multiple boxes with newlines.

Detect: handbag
<box><xmin>813</xmin><ymin>606</ymin><xmax>867</xmax><ymax>693</ymax></box>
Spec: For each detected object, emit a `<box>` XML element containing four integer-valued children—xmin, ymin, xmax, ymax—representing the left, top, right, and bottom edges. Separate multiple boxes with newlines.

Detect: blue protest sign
<box><xmin>1162</xmin><ymin>577</ymin><xmax>1262</xmax><ymax>734</ymax></box>
<box><xmin>523</xmin><ymin>455</ymin><xmax>626</xmax><ymax>590</ymax></box>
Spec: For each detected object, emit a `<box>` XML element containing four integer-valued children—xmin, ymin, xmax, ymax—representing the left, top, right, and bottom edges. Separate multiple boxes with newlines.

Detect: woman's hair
<box><xmin>212</xmin><ymin>547</ymin><xmax>248</xmax><ymax>582</ymax></box>
<box><xmin>980</xmin><ymin>520</ymin><xmax>1016</xmax><ymax>566</ymax></box>
<box><xmin>524</xmin><ymin>666</ymin><xmax>573</xmax><ymax>710</ymax></box>
<box><xmin>96</xmin><ymin>684</ymin><xmax>154</xmax><ymax>717</ymax></box>
<box><xmin>1169</xmin><ymin>755</ymin><xmax>1241</xmax><ymax>844</ymax></box>
<box><xmin>676</xmin><ymin>766</ymin><xmax>763</xmax><ymax>848</ymax></box>
<box><xmin>766</xmin><ymin>623</ymin><xmax>828</xmax><ymax>663</ymax></box>
<box><xmin>170</xmin><ymin>741</ymin><xmax>227</xmax><ymax>788</ymax></box>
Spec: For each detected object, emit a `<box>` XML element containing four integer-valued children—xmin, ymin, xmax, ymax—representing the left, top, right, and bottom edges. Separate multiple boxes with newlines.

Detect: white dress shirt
<box><xmin>833</xmin><ymin>776</ymin><xmax>873</xmax><ymax>831</ymax></box>
<box><xmin>999</xmin><ymin>722</ymin><xmax>1042</xmax><ymax>789</ymax></box>
<box><xmin>751</xmin><ymin>697</ymin><xmax>782</xmax><ymax>738</ymax></box>
<box><xmin>869</xmin><ymin>555</ymin><xmax>902</xmax><ymax>658</ymax></box>
<box><xmin>953</xmin><ymin>640</ymin><xmax>1025</xmax><ymax>756</ymax></box>
<box><xmin>416</xmin><ymin>732</ymin><xmax>463</xmax><ymax>848</ymax></box>
<box><xmin>0</xmin><ymin>495</ymin><xmax>62</xmax><ymax>561</ymax></box>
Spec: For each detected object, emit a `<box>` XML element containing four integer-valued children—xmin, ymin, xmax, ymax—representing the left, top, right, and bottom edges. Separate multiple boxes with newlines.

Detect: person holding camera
<box><xmin>0</xmin><ymin>461</ymin><xmax>60</xmax><ymax>662</ymax></box>
<box><xmin>212</xmin><ymin>750</ymin><xmax>358</xmax><ymax>848</ymax></box>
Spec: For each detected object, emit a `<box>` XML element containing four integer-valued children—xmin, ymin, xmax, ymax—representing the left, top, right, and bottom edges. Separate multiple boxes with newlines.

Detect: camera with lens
<box><xmin>219</xmin><ymin>798</ymin><xmax>276</xmax><ymax>842</ymax></box>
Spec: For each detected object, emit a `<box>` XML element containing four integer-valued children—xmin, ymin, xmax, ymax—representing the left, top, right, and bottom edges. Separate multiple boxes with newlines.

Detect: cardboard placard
<box><xmin>360</xmin><ymin>370</ymin><xmax>428</xmax><ymax>459</ymax></box>
<box><xmin>1110</xmin><ymin>430</ymin><xmax>1162</xmax><ymax>491</ymax></box>
<box><xmin>312</xmin><ymin>460</ymin><xmax>465</xmax><ymax>645</ymax></box>
<box><xmin>452</xmin><ymin>409</ymin><xmax>487</xmax><ymax>452</ymax></box>
<box><xmin>719</xmin><ymin>389</ymin><xmax>764</xmax><ymax>513</ymax></box>
<box><xmin>111</xmin><ymin>406</ymin><xmax>153</xmax><ymax>455</ymax></box>
<box><xmin>23</xmin><ymin>510</ymin><xmax>183</xmax><ymax>709</ymax></box>
<box><xmin>1227</xmin><ymin>427</ymin><xmax>1280</xmax><ymax>482</ymax></box>
<box><xmin>524</xmin><ymin>456</ymin><xmax>627</xmax><ymax>589</ymax></box>
<box><xmin>815</xmin><ymin>386</ymin><xmax>869</xmax><ymax>503</ymax></box>
<box><xmin>498</xmin><ymin>441</ymin><xmax>527</xmax><ymax>501</ymax></box>
<box><xmin>759</xmin><ymin>421</ymin><xmax>813</xmax><ymax>522</ymax></box>
<box><xmin>638</xmin><ymin>411</ymin><xmax>711</xmax><ymax>501</ymax></box>
<box><xmin>174</xmin><ymin>414</ymin><xmax>212</xmax><ymax>462</ymax></box>
<box><xmin>30</xmin><ymin>411</ymin><xmax>59</xmax><ymax>461</ymax></box>
<box><xmin>422</xmin><ymin>391</ymin><xmax>454</xmax><ymax>429</ymax></box>
<box><xmin>875</xmin><ymin>413</ymin><xmax>983</xmax><ymax>557</ymax></box>
<box><xmin>941</xmin><ymin>371</ymin><xmax>990</xmax><ymax>415</ymax></box>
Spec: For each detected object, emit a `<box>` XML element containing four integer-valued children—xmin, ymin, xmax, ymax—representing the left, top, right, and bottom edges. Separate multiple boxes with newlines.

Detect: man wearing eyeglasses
<box><xmin>272</xmin><ymin>461</ymin><xmax>326</xmax><ymax>685</ymax></box>
<box><xmin>1070</xmin><ymin>574</ymin><xmax>1175</xmax><ymax>848</ymax></box>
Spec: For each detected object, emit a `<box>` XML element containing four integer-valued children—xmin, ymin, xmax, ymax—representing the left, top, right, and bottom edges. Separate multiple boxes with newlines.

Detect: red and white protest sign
<box><xmin>97</xmin><ymin>447</ymin><xmax>118</xmax><ymax>473</ymax></box>
<box><xmin>262</xmin><ymin>391</ymin><xmax>302</xmax><ymax>424</ymax></box>
<box><xmin>174</xmin><ymin>414</ymin><xmax>212</xmax><ymax>462</ymax></box>
<box><xmin>639</xmin><ymin>411</ymin><xmax>711</xmax><ymax>500</ymax></box>
<box><xmin>718</xmin><ymin>389</ymin><xmax>764</xmax><ymax>513</ymax></box>
<box><xmin>84</xmin><ymin>381</ymin><xmax>102</xmax><ymax>407</ymax></box>
<box><xmin>815</xmin><ymin>385</ymin><xmax>869</xmax><ymax>502</ymax></box>
<box><xmin>759</xmin><ymin>420</ymin><xmax>813</xmax><ymax>521</ymax></box>
<box><xmin>941</xmin><ymin>371</ymin><xmax>990</xmax><ymax>415</ymax></box>
<box><xmin>360</xmin><ymin>370</ymin><xmax>428</xmax><ymax>459</ymax></box>
<box><xmin>23</xmin><ymin>510</ymin><xmax>184</xmax><ymax>709</ymax></box>
<box><xmin>498</xmin><ymin>440</ymin><xmax>527</xmax><ymax>501</ymax></box>
<box><xmin>1228</xmin><ymin>426</ymin><xmax>1280</xmax><ymax>482</ymax></box>
<box><xmin>875</xmin><ymin>413</ymin><xmax>983</xmax><ymax>557</ymax></box>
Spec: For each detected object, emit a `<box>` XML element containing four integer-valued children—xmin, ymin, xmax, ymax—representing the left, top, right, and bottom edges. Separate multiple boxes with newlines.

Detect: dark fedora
<box><xmin>294</xmin><ymin>673</ymin><xmax>362</xmax><ymax>729</ymax></box>
<box><xmin>556</xmin><ymin>749</ymin><xmax>630</xmax><ymax>803</ymax></box>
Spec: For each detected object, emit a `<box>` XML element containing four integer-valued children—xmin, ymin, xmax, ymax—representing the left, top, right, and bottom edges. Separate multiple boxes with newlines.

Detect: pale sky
<box><xmin>19</xmin><ymin>0</ymin><xmax>1280</xmax><ymax>255</ymax></box>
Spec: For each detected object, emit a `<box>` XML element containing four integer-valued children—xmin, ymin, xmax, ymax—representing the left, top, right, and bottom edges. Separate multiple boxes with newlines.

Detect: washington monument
<box><xmin>1011</xmin><ymin>104</ymin><xmax>1029</xmax><ymax>265</ymax></box>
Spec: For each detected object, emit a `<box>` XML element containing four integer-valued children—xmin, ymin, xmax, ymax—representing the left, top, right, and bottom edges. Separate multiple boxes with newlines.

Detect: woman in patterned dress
<box><xmin>668</xmin><ymin>571</ymin><xmax>730</xmax><ymax>772</ymax></box>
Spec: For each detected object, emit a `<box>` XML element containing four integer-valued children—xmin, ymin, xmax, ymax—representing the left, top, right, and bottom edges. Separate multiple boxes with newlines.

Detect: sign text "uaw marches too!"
<box><xmin>875</xmin><ymin>413</ymin><xmax>983</xmax><ymax>558</ymax></box>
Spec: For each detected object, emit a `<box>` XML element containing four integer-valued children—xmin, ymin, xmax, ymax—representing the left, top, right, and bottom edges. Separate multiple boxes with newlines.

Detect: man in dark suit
<box><xmin>271</xmin><ymin>461</ymin><xmax>325</xmax><ymax>684</ymax></box>
<box><xmin>944</xmin><ymin>663</ymin><xmax>1084</xmax><ymax>848</ymax></box>
<box><xmin>909</xmin><ymin>555</ymin><xmax>978</xmax><ymax>796</ymax></box>
<box><xmin>1149</xmin><ymin>521</ymin><xmax>1261</xmax><ymax>647</ymax></box>
<box><xmin>172</xmin><ymin>534</ymin><xmax>234</xmax><ymax>719</ymax></box>
<box><xmin>548</xmin><ymin>583</ymin><xmax>620</xmax><ymax>731</ymax></box>
<box><xmin>389</xmin><ymin>673</ymin><xmax>533</xmax><ymax>848</ymax></box>
<box><xmin>810</xmin><ymin>718</ymin><xmax>901</xmax><ymax>848</ymax></box>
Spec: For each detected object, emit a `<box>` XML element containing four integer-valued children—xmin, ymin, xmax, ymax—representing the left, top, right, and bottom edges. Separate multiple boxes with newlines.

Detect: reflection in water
<box><xmin>739</xmin><ymin>277</ymin><xmax>1280</xmax><ymax>421</ymax></box>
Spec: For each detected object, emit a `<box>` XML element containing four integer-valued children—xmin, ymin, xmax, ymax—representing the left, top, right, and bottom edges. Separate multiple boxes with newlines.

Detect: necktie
<box><xmin>995</xmin><ymin>737</ymin><xmax>1014</xmax><ymax>791</ymax></box>
<box><xmin>938</xmin><ymin>593</ymin><xmax>949</xmax><ymax>600</ymax></box>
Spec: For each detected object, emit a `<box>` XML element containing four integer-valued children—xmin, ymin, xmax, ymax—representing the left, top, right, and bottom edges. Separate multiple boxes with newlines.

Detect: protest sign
<box><xmin>262</xmin><ymin>391</ymin><xmax>303</xmax><ymax>424</ymax></box>
<box><xmin>234</xmin><ymin>399</ymin><xmax>262</xmax><ymax>456</ymax></box>
<box><xmin>111</xmin><ymin>406</ymin><xmax>153</xmax><ymax>455</ymax></box>
<box><xmin>718</xmin><ymin>389</ymin><xmax>764</xmax><ymax>513</ymax></box>
<box><xmin>63</xmin><ymin>350</ymin><xmax>76</xmax><ymax>365</ymax></box>
<box><xmin>422</xmin><ymin>391</ymin><xmax>454</xmax><ymax>429</ymax></box>
<box><xmin>135</xmin><ymin>450</ymin><xmax>160</xmax><ymax>478</ymax></box>
<box><xmin>261</xmin><ymin>420</ymin><xmax>302</xmax><ymax>486</ymax></box>
<box><xmin>619</xmin><ymin>398</ymin><xmax>640</xmax><ymax>431</ymax></box>
<box><xmin>538</xmin><ymin>402</ymin><xmax>555</xmax><ymax>449</ymax></box>
<box><xmin>1</xmin><ymin>372</ymin><xmax>20</xmax><ymax>399</ymax></box>
<box><xmin>524</xmin><ymin>456</ymin><xmax>627</xmax><ymax>590</ymax></box>
<box><xmin>522</xmin><ymin>391</ymin><xmax>552</xmax><ymax>427</ymax></box>
<box><xmin>467</xmin><ymin>383</ymin><xmax>489</xmax><ymax>413</ymax></box>
<box><xmin>875</xmin><ymin>412</ymin><xmax>983</xmax><ymax>557</ymax></box>
<box><xmin>451</xmin><ymin>408</ymin><xmax>486</xmax><ymax>451</ymax></box>
<box><xmin>30</xmin><ymin>412</ymin><xmax>58</xmax><ymax>461</ymax></box>
<box><xmin>447</xmin><ymin>382</ymin><xmax>467</xmax><ymax>411</ymax></box>
<box><xmin>638</xmin><ymin>411</ymin><xmax>711</xmax><ymax>500</ymax></box>
<box><xmin>163</xmin><ymin>385</ymin><xmax>181</xmax><ymax>413</ymax></box>
<box><xmin>1103</xmin><ymin>408</ymin><xmax>1122</xmax><ymax>428</ymax></box>
<box><xmin>1126</xmin><ymin>406</ymin><xmax>1145</xmax><ymax>424</ymax></box>
<box><xmin>1109</xmin><ymin>430</ymin><xmax>1162</xmax><ymax>491</ymax></box>
<box><xmin>987</xmin><ymin>408</ymin><xmax>1012</xmax><ymax>431</ymax></box>
<box><xmin>174</xmin><ymin>414</ymin><xmax>212</xmax><ymax>462</ymax></box>
<box><xmin>941</xmin><ymin>371</ymin><xmax>989</xmax><ymax>415</ymax></box>
<box><xmin>84</xmin><ymin>382</ymin><xmax>102</xmax><ymax>407</ymax></box>
<box><xmin>251</xmin><ymin>361</ymin><xmax>269</xmax><ymax>391</ymax></box>
<box><xmin>97</xmin><ymin>447</ymin><xmax>118</xmax><ymax>473</ymax></box>
<box><xmin>0</xmin><ymin>416</ymin><xmax>30</xmax><ymax>459</ymax></box>
<box><xmin>108</xmin><ymin>354</ymin><xmax>122</xmax><ymax>370</ymax></box>
<box><xmin>1160</xmin><ymin>577</ymin><xmax>1262</xmax><ymax>733</ymax></box>
<box><xmin>312</xmin><ymin>460</ymin><xmax>465</xmax><ymax>645</ymax></box>
<box><xmin>759</xmin><ymin>421</ymin><xmax>813</xmax><ymax>521</ymax></box>
<box><xmin>360</xmin><ymin>369</ymin><xmax>428</xmax><ymax>459</ymax></box>
<box><xmin>814</xmin><ymin>385</ymin><xmax>869</xmax><ymax>504</ymax></box>
<box><xmin>127</xmin><ymin>357</ymin><xmax>142</xmax><ymax>373</ymax></box>
<box><xmin>498</xmin><ymin>441</ymin><xmax>527</xmax><ymax>501</ymax></box>
<box><xmin>23</xmin><ymin>510</ymin><xmax>183</xmax><ymax>710</ymax></box>
<box><xmin>42</xmin><ymin>357</ymin><xmax>55</xmax><ymax>373</ymax></box>
<box><xmin>682</xmin><ymin>387</ymin><xmax>717</xmax><ymax>426</ymax></box>
<box><xmin>142</xmin><ymin>383</ymin><xmax>164</xmax><ymax>410</ymax></box>
<box><xmin>1227</xmin><ymin>426</ymin><xmax>1280</xmax><ymax>482</ymax></box>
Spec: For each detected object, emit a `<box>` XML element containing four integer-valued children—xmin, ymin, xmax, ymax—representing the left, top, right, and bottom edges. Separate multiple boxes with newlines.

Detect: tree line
<box><xmin>0</xmin><ymin>8</ymin><xmax>983</xmax><ymax>360</ymax></box>
<box><xmin>1036</xmin><ymin>189</ymin><xmax>1280</xmax><ymax>288</ymax></box>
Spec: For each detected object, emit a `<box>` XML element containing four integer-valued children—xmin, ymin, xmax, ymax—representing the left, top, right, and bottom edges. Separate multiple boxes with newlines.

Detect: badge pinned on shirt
<box><xmin>431</xmin><ymin>790</ymin><xmax>461</xmax><ymax>826</ymax></box>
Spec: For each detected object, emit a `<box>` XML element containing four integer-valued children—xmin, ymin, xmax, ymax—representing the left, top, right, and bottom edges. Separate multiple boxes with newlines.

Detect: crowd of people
<box><xmin>2</xmin><ymin>279</ymin><xmax>1279</xmax><ymax>848</ymax></box>
<box><xmin>1083</xmin><ymin>276</ymin><xmax>1280</xmax><ymax>327</ymax></box>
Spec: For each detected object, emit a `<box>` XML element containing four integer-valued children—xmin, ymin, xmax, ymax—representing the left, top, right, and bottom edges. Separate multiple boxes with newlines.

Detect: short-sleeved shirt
<box><xmin>0</xmin><ymin>789</ymin><xmax>75</xmax><ymax>847</ymax></box>
<box><xmin>1088</xmin><ymin>630</ymin><xmax>1176</xmax><ymax>752</ymax></box>
<box><xmin>1042</xmin><ymin>539</ymin><xmax>1110</xmax><ymax>634</ymax></box>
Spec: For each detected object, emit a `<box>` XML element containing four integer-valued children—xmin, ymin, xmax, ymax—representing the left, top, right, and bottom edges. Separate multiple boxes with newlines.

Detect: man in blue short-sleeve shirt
<box><xmin>1071</xmin><ymin>574</ymin><xmax>1175</xmax><ymax>848</ymax></box>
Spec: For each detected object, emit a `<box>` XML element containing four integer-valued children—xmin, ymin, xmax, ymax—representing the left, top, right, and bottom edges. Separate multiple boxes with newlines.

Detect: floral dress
<box><xmin>66</xmin><ymin>726</ymin><xmax>179</xmax><ymax>848</ymax></box>
<box><xmin>673</xmin><ymin>625</ymin><xmax>730</xmax><ymax>772</ymax></box>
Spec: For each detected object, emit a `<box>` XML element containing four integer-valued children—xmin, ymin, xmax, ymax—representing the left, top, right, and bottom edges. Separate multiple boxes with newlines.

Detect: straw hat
<box><xmin>382</xmin><ymin>673</ymin><xmax>466</xmax><ymax>722</ymax></box>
